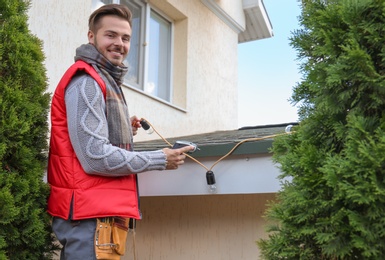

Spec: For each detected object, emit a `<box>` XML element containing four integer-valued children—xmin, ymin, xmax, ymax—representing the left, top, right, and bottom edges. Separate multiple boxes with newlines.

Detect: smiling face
<box><xmin>88</xmin><ymin>15</ymin><xmax>131</xmax><ymax>66</ymax></box>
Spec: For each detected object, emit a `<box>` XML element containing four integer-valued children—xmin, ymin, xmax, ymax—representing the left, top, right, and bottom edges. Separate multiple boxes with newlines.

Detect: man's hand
<box><xmin>130</xmin><ymin>116</ymin><xmax>141</xmax><ymax>136</ymax></box>
<box><xmin>162</xmin><ymin>146</ymin><xmax>195</xmax><ymax>169</ymax></box>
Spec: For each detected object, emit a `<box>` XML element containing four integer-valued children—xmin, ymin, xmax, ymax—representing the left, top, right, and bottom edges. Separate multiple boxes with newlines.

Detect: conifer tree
<box><xmin>0</xmin><ymin>0</ymin><xmax>56</xmax><ymax>259</ymax></box>
<box><xmin>258</xmin><ymin>0</ymin><xmax>385</xmax><ymax>259</ymax></box>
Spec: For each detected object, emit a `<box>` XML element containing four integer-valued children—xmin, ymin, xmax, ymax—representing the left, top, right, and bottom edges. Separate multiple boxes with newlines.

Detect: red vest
<box><xmin>47</xmin><ymin>60</ymin><xmax>140</xmax><ymax>220</ymax></box>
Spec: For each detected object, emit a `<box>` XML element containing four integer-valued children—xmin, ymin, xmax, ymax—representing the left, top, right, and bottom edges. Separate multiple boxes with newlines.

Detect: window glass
<box><xmin>147</xmin><ymin>11</ymin><xmax>171</xmax><ymax>101</ymax></box>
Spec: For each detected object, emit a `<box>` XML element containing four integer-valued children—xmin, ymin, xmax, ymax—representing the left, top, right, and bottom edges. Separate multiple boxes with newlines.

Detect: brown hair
<box><xmin>88</xmin><ymin>4</ymin><xmax>132</xmax><ymax>33</ymax></box>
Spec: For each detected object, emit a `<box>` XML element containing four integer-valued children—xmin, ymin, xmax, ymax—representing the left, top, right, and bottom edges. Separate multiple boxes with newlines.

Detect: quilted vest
<box><xmin>47</xmin><ymin>60</ymin><xmax>140</xmax><ymax>220</ymax></box>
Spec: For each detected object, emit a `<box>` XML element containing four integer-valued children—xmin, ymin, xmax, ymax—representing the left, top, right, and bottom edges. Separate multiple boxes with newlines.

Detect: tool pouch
<box><xmin>95</xmin><ymin>217</ymin><xmax>130</xmax><ymax>259</ymax></box>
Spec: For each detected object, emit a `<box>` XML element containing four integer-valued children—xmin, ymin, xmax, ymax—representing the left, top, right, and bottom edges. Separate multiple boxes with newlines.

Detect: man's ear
<box><xmin>88</xmin><ymin>30</ymin><xmax>95</xmax><ymax>44</ymax></box>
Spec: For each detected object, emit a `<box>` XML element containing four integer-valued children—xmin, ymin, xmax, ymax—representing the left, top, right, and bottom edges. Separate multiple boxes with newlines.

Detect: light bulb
<box><xmin>206</xmin><ymin>171</ymin><xmax>217</xmax><ymax>194</ymax></box>
<box><xmin>145</xmin><ymin>127</ymin><xmax>154</xmax><ymax>135</ymax></box>
<box><xmin>285</xmin><ymin>124</ymin><xmax>293</xmax><ymax>133</ymax></box>
<box><xmin>140</xmin><ymin>119</ymin><xmax>154</xmax><ymax>134</ymax></box>
<box><xmin>208</xmin><ymin>184</ymin><xmax>217</xmax><ymax>194</ymax></box>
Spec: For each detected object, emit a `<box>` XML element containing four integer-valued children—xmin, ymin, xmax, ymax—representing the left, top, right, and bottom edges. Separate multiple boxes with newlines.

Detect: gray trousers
<box><xmin>52</xmin><ymin>217</ymin><xmax>97</xmax><ymax>260</ymax></box>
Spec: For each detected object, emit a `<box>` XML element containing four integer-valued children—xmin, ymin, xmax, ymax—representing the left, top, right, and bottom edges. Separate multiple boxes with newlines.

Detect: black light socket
<box><xmin>140</xmin><ymin>119</ymin><xmax>151</xmax><ymax>131</ymax></box>
<box><xmin>206</xmin><ymin>170</ymin><xmax>216</xmax><ymax>185</ymax></box>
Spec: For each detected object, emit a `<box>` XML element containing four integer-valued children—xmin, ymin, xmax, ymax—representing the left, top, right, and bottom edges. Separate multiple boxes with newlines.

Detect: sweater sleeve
<box><xmin>64</xmin><ymin>74</ymin><xmax>166</xmax><ymax>176</ymax></box>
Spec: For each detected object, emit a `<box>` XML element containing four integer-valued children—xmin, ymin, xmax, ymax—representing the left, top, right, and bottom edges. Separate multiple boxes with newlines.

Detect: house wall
<box><xmin>130</xmin><ymin>193</ymin><xmax>276</xmax><ymax>260</ymax></box>
<box><xmin>27</xmin><ymin>0</ymin><xmax>89</xmax><ymax>99</ymax></box>
<box><xmin>27</xmin><ymin>0</ymin><xmax>241</xmax><ymax>141</ymax></box>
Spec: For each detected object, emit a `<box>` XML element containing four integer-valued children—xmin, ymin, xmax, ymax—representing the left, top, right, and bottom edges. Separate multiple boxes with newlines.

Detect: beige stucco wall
<box><xmin>28</xmin><ymin>0</ymin><xmax>241</xmax><ymax>141</ymax></box>
<box><xmin>28</xmin><ymin>0</ymin><xmax>89</xmax><ymax>94</ymax></box>
<box><xmin>130</xmin><ymin>193</ymin><xmax>275</xmax><ymax>260</ymax></box>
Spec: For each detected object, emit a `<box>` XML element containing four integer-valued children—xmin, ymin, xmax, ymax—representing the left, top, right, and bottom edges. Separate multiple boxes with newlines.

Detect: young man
<box><xmin>47</xmin><ymin>4</ymin><xmax>193</xmax><ymax>259</ymax></box>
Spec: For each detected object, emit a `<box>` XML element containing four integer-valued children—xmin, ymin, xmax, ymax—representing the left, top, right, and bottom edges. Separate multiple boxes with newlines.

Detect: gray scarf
<box><xmin>75</xmin><ymin>44</ymin><xmax>133</xmax><ymax>150</ymax></box>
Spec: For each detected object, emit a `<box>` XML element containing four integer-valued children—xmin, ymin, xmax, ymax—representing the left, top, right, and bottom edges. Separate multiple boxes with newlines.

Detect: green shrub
<box><xmin>258</xmin><ymin>0</ymin><xmax>385</xmax><ymax>259</ymax></box>
<box><xmin>0</xmin><ymin>0</ymin><xmax>57</xmax><ymax>259</ymax></box>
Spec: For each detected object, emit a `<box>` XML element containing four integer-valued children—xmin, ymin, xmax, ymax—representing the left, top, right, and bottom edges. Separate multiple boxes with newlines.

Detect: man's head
<box><xmin>88</xmin><ymin>4</ymin><xmax>132</xmax><ymax>66</ymax></box>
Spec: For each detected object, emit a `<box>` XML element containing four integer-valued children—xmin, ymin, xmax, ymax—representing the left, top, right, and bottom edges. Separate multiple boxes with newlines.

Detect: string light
<box><xmin>206</xmin><ymin>170</ymin><xmax>217</xmax><ymax>194</ymax></box>
<box><xmin>139</xmin><ymin>118</ymin><xmax>295</xmax><ymax>194</ymax></box>
<box><xmin>139</xmin><ymin>119</ymin><xmax>154</xmax><ymax>134</ymax></box>
<box><xmin>285</xmin><ymin>124</ymin><xmax>293</xmax><ymax>133</ymax></box>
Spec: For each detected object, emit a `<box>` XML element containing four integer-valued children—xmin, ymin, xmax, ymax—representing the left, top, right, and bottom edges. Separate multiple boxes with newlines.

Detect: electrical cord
<box><xmin>140</xmin><ymin>118</ymin><xmax>293</xmax><ymax>172</ymax></box>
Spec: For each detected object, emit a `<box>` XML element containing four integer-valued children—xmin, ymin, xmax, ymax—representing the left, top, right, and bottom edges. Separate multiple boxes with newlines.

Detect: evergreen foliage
<box><xmin>258</xmin><ymin>0</ymin><xmax>385</xmax><ymax>259</ymax></box>
<box><xmin>0</xmin><ymin>0</ymin><xmax>57</xmax><ymax>259</ymax></box>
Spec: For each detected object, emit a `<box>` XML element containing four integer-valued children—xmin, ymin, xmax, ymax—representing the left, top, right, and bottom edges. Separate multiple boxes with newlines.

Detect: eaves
<box><xmin>135</xmin><ymin>122</ymin><xmax>296</xmax><ymax>196</ymax></box>
<box><xmin>134</xmin><ymin>122</ymin><xmax>297</xmax><ymax>157</ymax></box>
<box><xmin>200</xmin><ymin>0</ymin><xmax>273</xmax><ymax>43</ymax></box>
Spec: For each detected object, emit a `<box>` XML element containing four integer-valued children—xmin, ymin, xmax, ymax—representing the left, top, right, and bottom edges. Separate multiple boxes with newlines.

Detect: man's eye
<box><xmin>123</xmin><ymin>37</ymin><xmax>130</xmax><ymax>42</ymax></box>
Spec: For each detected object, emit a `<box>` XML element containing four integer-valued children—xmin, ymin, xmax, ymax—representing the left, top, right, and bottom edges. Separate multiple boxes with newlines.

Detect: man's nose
<box><xmin>114</xmin><ymin>37</ymin><xmax>124</xmax><ymax>46</ymax></box>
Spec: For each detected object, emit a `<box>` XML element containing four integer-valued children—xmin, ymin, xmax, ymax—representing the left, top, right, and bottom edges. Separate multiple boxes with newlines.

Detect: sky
<box><xmin>237</xmin><ymin>0</ymin><xmax>302</xmax><ymax>128</ymax></box>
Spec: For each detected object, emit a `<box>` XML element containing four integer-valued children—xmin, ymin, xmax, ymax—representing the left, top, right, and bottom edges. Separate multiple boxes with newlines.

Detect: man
<box><xmin>47</xmin><ymin>4</ymin><xmax>193</xmax><ymax>259</ymax></box>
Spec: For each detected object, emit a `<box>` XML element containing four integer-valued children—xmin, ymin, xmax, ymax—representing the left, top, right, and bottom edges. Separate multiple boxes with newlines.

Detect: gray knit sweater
<box><xmin>65</xmin><ymin>73</ymin><xmax>166</xmax><ymax>176</ymax></box>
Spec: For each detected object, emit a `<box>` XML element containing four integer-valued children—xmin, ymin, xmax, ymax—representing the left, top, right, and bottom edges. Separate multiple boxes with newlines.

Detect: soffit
<box><xmin>239</xmin><ymin>0</ymin><xmax>274</xmax><ymax>43</ymax></box>
<box><xmin>200</xmin><ymin>0</ymin><xmax>273</xmax><ymax>43</ymax></box>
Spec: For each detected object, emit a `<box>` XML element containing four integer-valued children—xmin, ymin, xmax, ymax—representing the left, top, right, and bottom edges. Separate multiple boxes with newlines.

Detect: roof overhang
<box><xmin>138</xmin><ymin>153</ymin><xmax>281</xmax><ymax>196</ymax></box>
<box><xmin>239</xmin><ymin>0</ymin><xmax>274</xmax><ymax>43</ymax></box>
<box><xmin>201</xmin><ymin>0</ymin><xmax>273</xmax><ymax>43</ymax></box>
<box><xmin>135</xmin><ymin>123</ymin><xmax>296</xmax><ymax>196</ymax></box>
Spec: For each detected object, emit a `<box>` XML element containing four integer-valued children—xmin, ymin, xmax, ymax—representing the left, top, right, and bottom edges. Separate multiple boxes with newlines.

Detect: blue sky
<box><xmin>237</xmin><ymin>0</ymin><xmax>302</xmax><ymax>128</ymax></box>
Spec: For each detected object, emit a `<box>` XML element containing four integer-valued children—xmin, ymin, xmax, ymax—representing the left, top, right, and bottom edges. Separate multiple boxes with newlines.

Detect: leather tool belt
<box><xmin>95</xmin><ymin>217</ymin><xmax>132</xmax><ymax>260</ymax></box>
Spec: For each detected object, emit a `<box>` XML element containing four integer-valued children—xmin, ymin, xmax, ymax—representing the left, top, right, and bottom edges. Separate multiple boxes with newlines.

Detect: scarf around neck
<box><xmin>74</xmin><ymin>44</ymin><xmax>133</xmax><ymax>150</ymax></box>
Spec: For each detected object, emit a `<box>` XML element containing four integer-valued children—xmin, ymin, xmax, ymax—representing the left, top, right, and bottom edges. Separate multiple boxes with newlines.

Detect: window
<box><xmin>94</xmin><ymin>0</ymin><xmax>173</xmax><ymax>102</ymax></box>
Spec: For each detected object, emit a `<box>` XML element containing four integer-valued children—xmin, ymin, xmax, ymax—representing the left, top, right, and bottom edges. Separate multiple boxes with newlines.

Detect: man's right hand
<box><xmin>162</xmin><ymin>146</ymin><xmax>194</xmax><ymax>170</ymax></box>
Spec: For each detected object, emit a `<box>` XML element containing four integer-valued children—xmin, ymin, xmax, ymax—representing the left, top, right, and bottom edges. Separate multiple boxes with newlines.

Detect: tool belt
<box><xmin>95</xmin><ymin>217</ymin><xmax>134</xmax><ymax>260</ymax></box>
